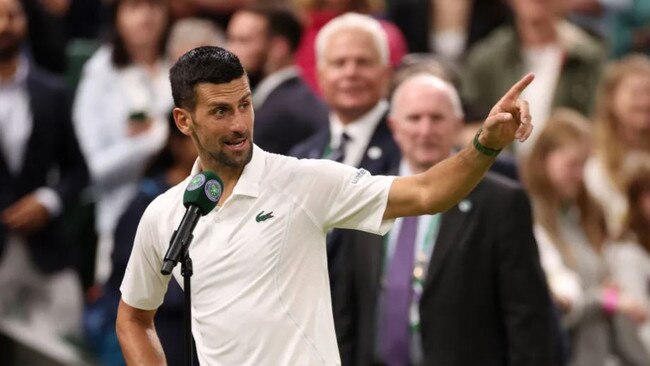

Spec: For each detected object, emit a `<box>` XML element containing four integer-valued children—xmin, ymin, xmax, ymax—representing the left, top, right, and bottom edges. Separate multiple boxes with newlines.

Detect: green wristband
<box><xmin>473</xmin><ymin>128</ymin><xmax>501</xmax><ymax>157</ymax></box>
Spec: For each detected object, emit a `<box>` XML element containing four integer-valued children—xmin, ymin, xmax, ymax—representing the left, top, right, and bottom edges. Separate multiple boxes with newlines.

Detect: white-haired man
<box><xmin>333</xmin><ymin>73</ymin><xmax>554</xmax><ymax>366</ymax></box>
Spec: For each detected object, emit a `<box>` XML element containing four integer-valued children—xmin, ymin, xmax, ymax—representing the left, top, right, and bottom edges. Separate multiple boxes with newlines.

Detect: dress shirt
<box><xmin>329</xmin><ymin>100</ymin><xmax>389</xmax><ymax>167</ymax></box>
<box><xmin>0</xmin><ymin>57</ymin><xmax>61</xmax><ymax>216</ymax></box>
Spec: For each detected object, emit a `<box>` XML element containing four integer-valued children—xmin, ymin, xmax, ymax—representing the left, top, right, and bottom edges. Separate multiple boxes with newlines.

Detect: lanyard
<box><xmin>381</xmin><ymin>214</ymin><xmax>441</xmax><ymax>333</ymax></box>
<box><xmin>322</xmin><ymin>143</ymin><xmax>332</xmax><ymax>159</ymax></box>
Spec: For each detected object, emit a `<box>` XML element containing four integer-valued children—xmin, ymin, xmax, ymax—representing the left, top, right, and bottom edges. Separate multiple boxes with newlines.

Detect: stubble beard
<box><xmin>192</xmin><ymin>129</ymin><xmax>253</xmax><ymax>170</ymax></box>
<box><xmin>208</xmin><ymin>142</ymin><xmax>253</xmax><ymax>169</ymax></box>
<box><xmin>0</xmin><ymin>38</ymin><xmax>21</xmax><ymax>62</ymax></box>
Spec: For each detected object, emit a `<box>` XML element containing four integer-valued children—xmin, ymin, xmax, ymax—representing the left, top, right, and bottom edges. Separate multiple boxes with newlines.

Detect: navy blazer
<box><xmin>289</xmin><ymin>111</ymin><xmax>400</xmax><ymax>176</ymax></box>
<box><xmin>253</xmin><ymin>75</ymin><xmax>328</xmax><ymax>155</ymax></box>
<box><xmin>0</xmin><ymin>65</ymin><xmax>89</xmax><ymax>273</ymax></box>
<box><xmin>334</xmin><ymin>173</ymin><xmax>554</xmax><ymax>366</ymax></box>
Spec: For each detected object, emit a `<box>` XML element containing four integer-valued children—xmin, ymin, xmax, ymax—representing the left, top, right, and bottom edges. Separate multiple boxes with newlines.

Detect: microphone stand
<box><xmin>181</xmin><ymin>247</ymin><xmax>194</xmax><ymax>366</ymax></box>
<box><xmin>166</xmin><ymin>228</ymin><xmax>196</xmax><ymax>366</ymax></box>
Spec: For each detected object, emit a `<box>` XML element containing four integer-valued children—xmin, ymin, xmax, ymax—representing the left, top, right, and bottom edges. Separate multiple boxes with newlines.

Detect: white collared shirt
<box><xmin>0</xmin><ymin>57</ymin><xmax>31</xmax><ymax>175</ymax></box>
<box><xmin>252</xmin><ymin>66</ymin><xmax>299</xmax><ymax>108</ymax></box>
<box><xmin>121</xmin><ymin>145</ymin><xmax>395</xmax><ymax>365</ymax></box>
<box><xmin>329</xmin><ymin>100</ymin><xmax>389</xmax><ymax>167</ymax></box>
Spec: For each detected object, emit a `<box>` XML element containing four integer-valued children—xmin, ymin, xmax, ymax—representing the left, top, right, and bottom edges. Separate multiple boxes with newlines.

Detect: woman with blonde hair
<box><xmin>585</xmin><ymin>54</ymin><xmax>650</xmax><ymax>237</ymax></box>
<box><xmin>606</xmin><ymin>158</ymin><xmax>650</xmax><ymax>356</ymax></box>
<box><xmin>523</xmin><ymin>109</ymin><xmax>649</xmax><ymax>366</ymax></box>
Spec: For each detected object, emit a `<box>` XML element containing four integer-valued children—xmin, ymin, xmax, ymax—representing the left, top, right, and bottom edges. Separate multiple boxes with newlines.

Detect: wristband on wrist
<box><xmin>603</xmin><ymin>287</ymin><xmax>619</xmax><ymax>314</ymax></box>
<box><xmin>473</xmin><ymin>128</ymin><xmax>502</xmax><ymax>157</ymax></box>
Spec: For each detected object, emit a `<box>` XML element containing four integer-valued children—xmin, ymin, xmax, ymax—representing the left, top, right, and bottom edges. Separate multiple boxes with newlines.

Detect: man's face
<box><xmin>227</xmin><ymin>11</ymin><xmax>269</xmax><ymax>76</ymax></box>
<box><xmin>176</xmin><ymin>76</ymin><xmax>254</xmax><ymax>171</ymax></box>
<box><xmin>0</xmin><ymin>0</ymin><xmax>26</xmax><ymax>61</ymax></box>
<box><xmin>318</xmin><ymin>28</ymin><xmax>389</xmax><ymax>123</ymax></box>
<box><xmin>389</xmin><ymin>81</ymin><xmax>461</xmax><ymax>173</ymax></box>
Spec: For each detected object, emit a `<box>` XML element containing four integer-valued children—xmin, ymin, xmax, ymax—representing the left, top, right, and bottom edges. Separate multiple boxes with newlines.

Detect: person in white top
<box><xmin>116</xmin><ymin>45</ymin><xmax>535</xmax><ymax>365</ymax></box>
<box><xmin>73</xmin><ymin>0</ymin><xmax>172</xmax><ymax>285</ymax></box>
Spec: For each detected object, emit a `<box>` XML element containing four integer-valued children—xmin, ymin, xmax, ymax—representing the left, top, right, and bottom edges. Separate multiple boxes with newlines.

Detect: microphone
<box><xmin>161</xmin><ymin>171</ymin><xmax>223</xmax><ymax>275</ymax></box>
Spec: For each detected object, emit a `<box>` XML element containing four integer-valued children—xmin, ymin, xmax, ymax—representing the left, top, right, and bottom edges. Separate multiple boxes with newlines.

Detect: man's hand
<box><xmin>1</xmin><ymin>194</ymin><xmax>51</xmax><ymax>233</ymax></box>
<box><xmin>479</xmin><ymin>73</ymin><xmax>535</xmax><ymax>150</ymax></box>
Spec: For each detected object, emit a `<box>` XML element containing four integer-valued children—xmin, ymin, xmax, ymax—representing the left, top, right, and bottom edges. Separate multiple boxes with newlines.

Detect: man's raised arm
<box><xmin>384</xmin><ymin>73</ymin><xmax>535</xmax><ymax>219</ymax></box>
<box><xmin>116</xmin><ymin>299</ymin><xmax>166</xmax><ymax>366</ymax></box>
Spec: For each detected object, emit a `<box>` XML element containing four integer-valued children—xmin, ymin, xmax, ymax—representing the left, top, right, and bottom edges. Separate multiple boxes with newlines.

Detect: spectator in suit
<box><xmin>290</xmin><ymin>12</ymin><xmax>400</xmax><ymax>172</ymax></box>
<box><xmin>461</xmin><ymin>0</ymin><xmax>605</xmax><ymax>159</ymax></box>
<box><xmin>333</xmin><ymin>72</ymin><xmax>553</xmax><ymax>366</ymax></box>
<box><xmin>290</xmin><ymin>12</ymin><xmax>401</xmax><ymax>289</ymax></box>
<box><xmin>0</xmin><ymin>0</ymin><xmax>89</xmax><ymax>338</ymax></box>
<box><xmin>226</xmin><ymin>4</ymin><xmax>328</xmax><ymax>155</ymax></box>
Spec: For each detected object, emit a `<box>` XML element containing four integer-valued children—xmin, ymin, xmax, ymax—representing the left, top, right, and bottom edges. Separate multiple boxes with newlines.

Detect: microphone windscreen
<box><xmin>183</xmin><ymin>171</ymin><xmax>222</xmax><ymax>215</ymax></box>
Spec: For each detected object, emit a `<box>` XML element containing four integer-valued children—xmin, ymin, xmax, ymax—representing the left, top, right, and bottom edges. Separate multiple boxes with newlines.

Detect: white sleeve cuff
<box><xmin>34</xmin><ymin>187</ymin><xmax>63</xmax><ymax>217</ymax></box>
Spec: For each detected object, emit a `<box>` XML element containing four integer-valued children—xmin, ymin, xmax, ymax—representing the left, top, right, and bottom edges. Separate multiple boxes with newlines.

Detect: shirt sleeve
<box><xmin>297</xmin><ymin>159</ymin><xmax>396</xmax><ymax>235</ymax></box>
<box><xmin>120</xmin><ymin>197</ymin><xmax>171</xmax><ymax>310</ymax></box>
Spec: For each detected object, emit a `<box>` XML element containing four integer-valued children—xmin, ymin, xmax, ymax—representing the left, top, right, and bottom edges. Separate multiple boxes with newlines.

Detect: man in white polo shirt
<box><xmin>116</xmin><ymin>46</ymin><xmax>535</xmax><ymax>365</ymax></box>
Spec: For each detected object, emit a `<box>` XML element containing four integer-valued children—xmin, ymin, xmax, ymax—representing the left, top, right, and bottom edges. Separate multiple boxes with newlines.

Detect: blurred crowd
<box><xmin>0</xmin><ymin>0</ymin><xmax>649</xmax><ymax>365</ymax></box>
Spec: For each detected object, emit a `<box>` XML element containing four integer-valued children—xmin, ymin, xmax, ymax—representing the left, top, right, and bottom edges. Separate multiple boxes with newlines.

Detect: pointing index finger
<box><xmin>498</xmin><ymin>73</ymin><xmax>535</xmax><ymax>105</ymax></box>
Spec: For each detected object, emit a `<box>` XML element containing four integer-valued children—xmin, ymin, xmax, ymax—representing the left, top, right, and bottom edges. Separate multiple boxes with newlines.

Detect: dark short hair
<box><xmin>244</xmin><ymin>5</ymin><xmax>303</xmax><ymax>53</ymax></box>
<box><xmin>169</xmin><ymin>46</ymin><xmax>246</xmax><ymax>111</ymax></box>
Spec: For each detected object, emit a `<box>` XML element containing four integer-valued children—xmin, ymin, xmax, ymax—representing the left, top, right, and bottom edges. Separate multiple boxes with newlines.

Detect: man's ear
<box><xmin>173</xmin><ymin>107</ymin><xmax>193</xmax><ymax>136</ymax></box>
<box><xmin>387</xmin><ymin>114</ymin><xmax>397</xmax><ymax>133</ymax></box>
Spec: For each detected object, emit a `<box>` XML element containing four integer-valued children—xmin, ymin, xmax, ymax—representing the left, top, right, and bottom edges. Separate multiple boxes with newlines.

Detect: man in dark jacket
<box><xmin>334</xmin><ymin>73</ymin><xmax>554</xmax><ymax>366</ymax></box>
<box><xmin>0</xmin><ymin>0</ymin><xmax>89</xmax><ymax>337</ymax></box>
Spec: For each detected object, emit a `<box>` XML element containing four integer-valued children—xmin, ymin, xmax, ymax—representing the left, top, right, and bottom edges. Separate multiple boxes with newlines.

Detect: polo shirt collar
<box><xmin>190</xmin><ymin>144</ymin><xmax>265</xmax><ymax>198</ymax></box>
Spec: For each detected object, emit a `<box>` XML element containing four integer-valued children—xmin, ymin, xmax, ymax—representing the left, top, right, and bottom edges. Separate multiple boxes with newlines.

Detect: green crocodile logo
<box><xmin>256</xmin><ymin>211</ymin><xmax>274</xmax><ymax>223</ymax></box>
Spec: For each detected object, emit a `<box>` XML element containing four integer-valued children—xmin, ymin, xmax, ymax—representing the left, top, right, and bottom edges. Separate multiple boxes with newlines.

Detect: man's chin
<box><xmin>213</xmin><ymin>145</ymin><xmax>253</xmax><ymax>169</ymax></box>
<box><xmin>0</xmin><ymin>44</ymin><xmax>20</xmax><ymax>62</ymax></box>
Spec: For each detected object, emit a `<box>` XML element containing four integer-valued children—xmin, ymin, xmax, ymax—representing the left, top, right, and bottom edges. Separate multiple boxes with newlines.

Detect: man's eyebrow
<box><xmin>239</xmin><ymin>92</ymin><xmax>252</xmax><ymax>102</ymax></box>
<box><xmin>207</xmin><ymin>102</ymin><xmax>231</xmax><ymax>109</ymax></box>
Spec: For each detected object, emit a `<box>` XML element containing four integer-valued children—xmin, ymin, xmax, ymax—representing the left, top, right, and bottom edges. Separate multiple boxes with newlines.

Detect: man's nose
<box><xmin>342</xmin><ymin>60</ymin><xmax>359</xmax><ymax>77</ymax></box>
<box><xmin>417</xmin><ymin>119</ymin><xmax>435</xmax><ymax>135</ymax></box>
<box><xmin>230</xmin><ymin>114</ymin><xmax>247</xmax><ymax>133</ymax></box>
